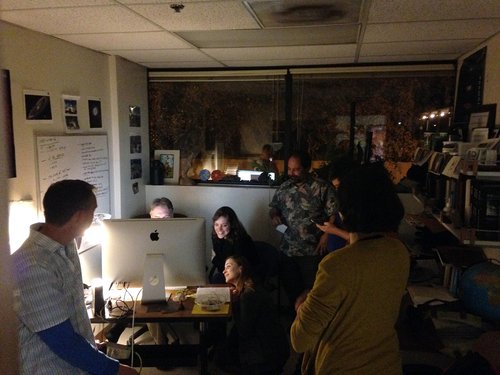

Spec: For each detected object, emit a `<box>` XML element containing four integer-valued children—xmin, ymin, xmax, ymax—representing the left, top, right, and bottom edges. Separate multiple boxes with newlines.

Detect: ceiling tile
<box><xmin>360</xmin><ymin>39</ymin><xmax>482</xmax><ymax>57</ymax></box>
<box><xmin>129</xmin><ymin>2</ymin><xmax>259</xmax><ymax>31</ymax></box>
<box><xmin>364</xmin><ymin>20</ymin><xmax>500</xmax><ymax>43</ymax></box>
<box><xmin>57</xmin><ymin>31</ymin><xmax>191</xmax><ymax>51</ymax></box>
<box><xmin>244</xmin><ymin>0</ymin><xmax>362</xmax><ymax>27</ymax></box>
<box><xmin>223</xmin><ymin>57</ymin><xmax>355</xmax><ymax>67</ymax></box>
<box><xmin>0</xmin><ymin>0</ymin><xmax>114</xmax><ymax>10</ymax></box>
<box><xmin>103</xmin><ymin>48</ymin><xmax>216</xmax><ymax>63</ymax></box>
<box><xmin>145</xmin><ymin>60</ymin><xmax>225</xmax><ymax>69</ymax></box>
<box><xmin>0</xmin><ymin>6</ymin><xmax>161</xmax><ymax>34</ymax></box>
<box><xmin>119</xmin><ymin>0</ymin><xmax>219</xmax><ymax>3</ymax></box>
<box><xmin>369</xmin><ymin>0</ymin><xmax>500</xmax><ymax>22</ymax></box>
<box><xmin>203</xmin><ymin>44</ymin><xmax>357</xmax><ymax>60</ymax></box>
<box><xmin>358</xmin><ymin>54</ymin><xmax>461</xmax><ymax>63</ymax></box>
<box><xmin>0</xmin><ymin>0</ymin><xmax>498</xmax><ymax>68</ymax></box>
<box><xmin>177</xmin><ymin>24</ymin><xmax>358</xmax><ymax>48</ymax></box>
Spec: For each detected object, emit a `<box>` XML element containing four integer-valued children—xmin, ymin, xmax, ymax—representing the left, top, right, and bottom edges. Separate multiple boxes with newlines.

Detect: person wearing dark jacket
<box><xmin>215</xmin><ymin>255</ymin><xmax>290</xmax><ymax>375</ymax></box>
<box><xmin>209</xmin><ymin>206</ymin><xmax>259</xmax><ymax>283</ymax></box>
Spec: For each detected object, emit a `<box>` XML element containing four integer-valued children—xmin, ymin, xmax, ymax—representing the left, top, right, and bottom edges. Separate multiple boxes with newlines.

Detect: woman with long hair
<box><xmin>214</xmin><ymin>255</ymin><xmax>289</xmax><ymax>375</ymax></box>
<box><xmin>210</xmin><ymin>206</ymin><xmax>258</xmax><ymax>283</ymax></box>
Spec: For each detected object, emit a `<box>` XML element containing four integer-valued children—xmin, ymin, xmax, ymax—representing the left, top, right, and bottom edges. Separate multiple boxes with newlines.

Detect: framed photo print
<box><xmin>62</xmin><ymin>95</ymin><xmax>81</xmax><ymax>133</ymax></box>
<box><xmin>154</xmin><ymin>150</ymin><xmax>180</xmax><ymax>184</ymax></box>
<box><xmin>130</xmin><ymin>158</ymin><xmax>142</xmax><ymax>179</ymax></box>
<box><xmin>24</xmin><ymin>89</ymin><xmax>52</xmax><ymax>123</ymax></box>
<box><xmin>129</xmin><ymin>105</ymin><xmax>141</xmax><ymax>127</ymax></box>
<box><xmin>467</xmin><ymin>104</ymin><xmax>496</xmax><ymax>141</ymax></box>
<box><xmin>88</xmin><ymin>97</ymin><xmax>102</xmax><ymax>129</ymax></box>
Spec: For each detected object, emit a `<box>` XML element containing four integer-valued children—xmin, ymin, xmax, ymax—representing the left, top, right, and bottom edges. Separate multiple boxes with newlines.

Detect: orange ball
<box><xmin>211</xmin><ymin>169</ymin><xmax>224</xmax><ymax>181</ymax></box>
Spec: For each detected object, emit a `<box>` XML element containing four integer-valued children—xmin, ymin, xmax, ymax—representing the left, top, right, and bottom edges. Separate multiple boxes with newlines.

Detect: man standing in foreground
<box><xmin>12</xmin><ymin>179</ymin><xmax>138</xmax><ymax>375</ymax></box>
<box><xmin>269</xmin><ymin>150</ymin><xmax>337</xmax><ymax>310</ymax></box>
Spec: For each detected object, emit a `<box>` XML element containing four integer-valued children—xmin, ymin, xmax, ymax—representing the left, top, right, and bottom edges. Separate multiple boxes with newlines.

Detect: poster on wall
<box><xmin>129</xmin><ymin>105</ymin><xmax>141</xmax><ymax>127</ymax></box>
<box><xmin>24</xmin><ymin>89</ymin><xmax>52</xmax><ymax>123</ymax></box>
<box><xmin>62</xmin><ymin>94</ymin><xmax>81</xmax><ymax>133</ymax></box>
<box><xmin>1</xmin><ymin>69</ymin><xmax>16</xmax><ymax>178</ymax></box>
<box><xmin>130</xmin><ymin>158</ymin><xmax>142</xmax><ymax>179</ymax></box>
<box><xmin>88</xmin><ymin>97</ymin><xmax>102</xmax><ymax>129</ymax></box>
<box><xmin>130</xmin><ymin>134</ymin><xmax>141</xmax><ymax>154</ymax></box>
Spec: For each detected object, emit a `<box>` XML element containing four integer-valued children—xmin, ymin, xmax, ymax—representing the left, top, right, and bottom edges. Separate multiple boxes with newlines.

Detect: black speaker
<box><xmin>93</xmin><ymin>285</ymin><xmax>105</xmax><ymax>316</ymax></box>
<box><xmin>150</xmin><ymin>160</ymin><xmax>164</xmax><ymax>185</ymax></box>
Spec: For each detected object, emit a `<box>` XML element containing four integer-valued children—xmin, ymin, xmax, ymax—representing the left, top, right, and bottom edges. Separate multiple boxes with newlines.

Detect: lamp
<box><xmin>9</xmin><ymin>200</ymin><xmax>38</xmax><ymax>254</ymax></box>
<box><xmin>78</xmin><ymin>213</ymin><xmax>111</xmax><ymax>254</ymax></box>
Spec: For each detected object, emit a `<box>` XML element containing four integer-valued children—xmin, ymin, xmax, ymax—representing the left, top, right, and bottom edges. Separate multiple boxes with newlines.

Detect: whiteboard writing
<box><xmin>36</xmin><ymin>135</ymin><xmax>110</xmax><ymax>214</ymax></box>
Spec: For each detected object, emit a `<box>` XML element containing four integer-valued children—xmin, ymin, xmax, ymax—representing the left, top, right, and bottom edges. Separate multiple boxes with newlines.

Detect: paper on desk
<box><xmin>196</xmin><ymin>287</ymin><xmax>231</xmax><ymax>303</ymax></box>
<box><xmin>407</xmin><ymin>285</ymin><xmax>458</xmax><ymax>307</ymax></box>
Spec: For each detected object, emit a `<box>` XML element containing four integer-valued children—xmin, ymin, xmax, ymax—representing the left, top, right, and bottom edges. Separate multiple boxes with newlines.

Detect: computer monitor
<box><xmin>101</xmin><ymin>218</ymin><xmax>206</xmax><ymax>302</ymax></box>
<box><xmin>237</xmin><ymin>169</ymin><xmax>275</xmax><ymax>181</ymax></box>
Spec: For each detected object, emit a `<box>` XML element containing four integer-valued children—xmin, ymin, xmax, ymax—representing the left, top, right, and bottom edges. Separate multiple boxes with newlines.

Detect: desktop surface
<box><xmin>92</xmin><ymin>286</ymin><xmax>231</xmax><ymax>322</ymax></box>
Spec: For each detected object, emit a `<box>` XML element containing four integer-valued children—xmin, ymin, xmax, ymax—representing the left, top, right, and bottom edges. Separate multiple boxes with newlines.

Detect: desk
<box><xmin>91</xmin><ymin>288</ymin><xmax>231</xmax><ymax>375</ymax></box>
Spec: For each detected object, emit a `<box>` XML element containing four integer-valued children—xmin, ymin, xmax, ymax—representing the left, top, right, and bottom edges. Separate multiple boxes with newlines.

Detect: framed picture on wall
<box><xmin>88</xmin><ymin>97</ymin><xmax>102</xmax><ymax>129</ymax></box>
<box><xmin>467</xmin><ymin>104</ymin><xmax>497</xmax><ymax>141</ymax></box>
<box><xmin>129</xmin><ymin>105</ymin><xmax>141</xmax><ymax>127</ymax></box>
<box><xmin>62</xmin><ymin>95</ymin><xmax>81</xmax><ymax>133</ymax></box>
<box><xmin>154</xmin><ymin>150</ymin><xmax>180</xmax><ymax>184</ymax></box>
<box><xmin>24</xmin><ymin>89</ymin><xmax>52</xmax><ymax>123</ymax></box>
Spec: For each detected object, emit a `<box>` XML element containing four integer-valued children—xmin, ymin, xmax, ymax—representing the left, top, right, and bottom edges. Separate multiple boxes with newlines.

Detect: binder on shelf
<box><xmin>442</xmin><ymin>155</ymin><xmax>462</xmax><ymax>179</ymax></box>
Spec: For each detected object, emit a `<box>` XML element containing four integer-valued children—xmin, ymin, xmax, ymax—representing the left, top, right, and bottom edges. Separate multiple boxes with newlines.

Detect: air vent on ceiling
<box><xmin>244</xmin><ymin>0</ymin><xmax>362</xmax><ymax>28</ymax></box>
<box><xmin>272</xmin><ymin>4</ymin><xmax>345</xmax><ymax>23</ymax></box>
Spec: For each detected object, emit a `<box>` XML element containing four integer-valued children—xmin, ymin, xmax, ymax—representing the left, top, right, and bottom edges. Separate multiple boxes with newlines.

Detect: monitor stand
<box><xmin>142</xmin><ymin>253</ymin><xmax>166</xmax><ymax>304</ymax></box>
<box><xmin>142</xmin><ymin>254</ymin><xmax>181</xmax><ymax>313</ymax></box>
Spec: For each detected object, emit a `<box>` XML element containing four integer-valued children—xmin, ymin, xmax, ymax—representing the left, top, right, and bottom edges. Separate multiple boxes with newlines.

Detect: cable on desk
<box><xmin>133</xmin><ymin>351</ymin><xmax>143</xmax><ymax>374</ymax></box>
<box><xmin>130</xmin><ymin>287</ymin><xmax>142</xmax><ymax>369</ymax></box>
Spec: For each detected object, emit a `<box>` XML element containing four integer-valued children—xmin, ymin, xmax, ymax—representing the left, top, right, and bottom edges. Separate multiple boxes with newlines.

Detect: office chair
<box><xmin>254</xmin><ymin>241</ymin><xmax>281</xmax><ymax>308</ymax></box>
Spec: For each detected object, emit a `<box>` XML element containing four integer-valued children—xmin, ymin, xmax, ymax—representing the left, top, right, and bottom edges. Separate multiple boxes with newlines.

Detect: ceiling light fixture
<box><xmin>170</xmin><ymin>3</ymin><xmax>185</xmax><ymax>13</ymax></box>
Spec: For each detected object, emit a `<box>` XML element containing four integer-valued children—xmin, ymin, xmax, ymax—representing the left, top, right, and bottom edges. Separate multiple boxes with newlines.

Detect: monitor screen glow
<box><xmin>101</xmin><ymin>218</ymin><xmax>206</xmax><ymax>298</ymax></box>
<box><xmin>237</xmin><ymin>169</ymin><xmax>275</xmax><ymax>181</ymax></box>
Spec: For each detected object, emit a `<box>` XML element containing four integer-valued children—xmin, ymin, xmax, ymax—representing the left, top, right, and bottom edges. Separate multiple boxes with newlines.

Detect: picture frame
<box><xmin>129</xmin><ymin>105</ymin><xmax>141</xmax><ymax>127</ymax></box>
<box><xmin>467</xmin><ymin>104</ymin><xmax>496</xmax><ymax>141</ymax></box>
<box><xmin>24</xmin><ymin>89</ymin><xmax>52</xmax><ymax>123</ymax></box>
<box><xmin>88</xmin><ymin>97</ymin><xmax>102</xmax><ymax>129</ymax></box>
<box><xmin>62</xmin><ymin>94</ymin><xmax>81</xmax><ymax>133</ymax></box>
<box><xmin>154</xmin><ymin>150</ymin><xmax>180</xmax><ymax>184</ymax></box>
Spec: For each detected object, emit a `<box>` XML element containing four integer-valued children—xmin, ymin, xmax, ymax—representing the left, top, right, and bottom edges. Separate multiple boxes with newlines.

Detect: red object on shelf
<box><xmin>211</xmin><ymin>170</ymin><xmax>224</xmax><ymax>182</ymax></box>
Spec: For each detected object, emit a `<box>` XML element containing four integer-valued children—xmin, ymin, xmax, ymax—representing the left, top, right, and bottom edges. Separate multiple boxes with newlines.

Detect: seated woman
<box><xmin>149</xmin><ymin>197</ymin><xmax>174</xmax><ymax>218</ymax></box>
<box><xmin>215</xmin><ymin>255</ymin><xmax>290</xmax><ymax>375</ymax></box>
<box><xmin>210</xmin><ymin>206</ymin><xmax>259</xmax><ymax>283</ymax></box>
<box><xmin>291</xmin><ymin>163</ymin><xmax>410</xmax><ymax>375</ymax></box>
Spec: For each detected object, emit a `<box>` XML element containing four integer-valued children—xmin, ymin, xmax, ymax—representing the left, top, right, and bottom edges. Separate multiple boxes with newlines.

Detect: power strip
<box><xmin>106</xmin><ymin>342</ymin><xmax>131</xmax><ymax>360</ymax></box>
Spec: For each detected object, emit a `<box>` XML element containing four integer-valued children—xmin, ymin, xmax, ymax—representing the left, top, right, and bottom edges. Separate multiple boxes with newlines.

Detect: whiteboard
<box><xmin>36</xmin><ymin>135</ymin><xmax>110</xmax><ymax>214</ymax></box>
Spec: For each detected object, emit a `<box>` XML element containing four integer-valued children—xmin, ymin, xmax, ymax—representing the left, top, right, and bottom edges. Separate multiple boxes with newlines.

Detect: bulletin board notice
<box><xmin>36</xmin><ymin>135</ymin><xmax>110</xmax><ymax>214</ymax></box>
